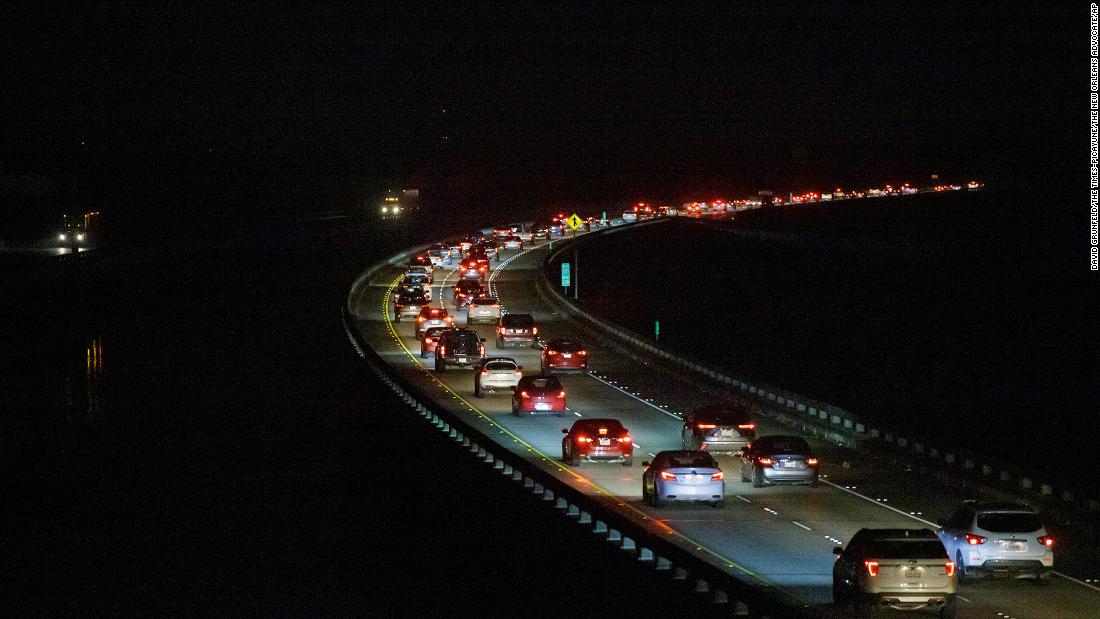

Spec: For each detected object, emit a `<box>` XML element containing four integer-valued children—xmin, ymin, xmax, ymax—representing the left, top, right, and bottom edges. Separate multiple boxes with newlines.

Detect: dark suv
<box><xmin>434</xmin><ymin>328</ymin><xmax>486</xmax><ymax>372</ymax></box>
<box><xmin>496</xmin><ymin>313</ymin><xmax>538</xmax><ymax>348</ymax></box>
<box><xmin>681</xmin><ymin>405</ymin><xmax>756</xmax><ymax>453</ymax></box>
<box><xmin>453</xmin><ymin>280</ymin><xmax>483</xmax><ymax>307</ymax></box>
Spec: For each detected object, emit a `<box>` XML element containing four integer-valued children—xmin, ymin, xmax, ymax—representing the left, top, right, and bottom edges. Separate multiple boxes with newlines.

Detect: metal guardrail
<box><xmin>538</xmin><ymin>223</ymin><xmax>1100</xmax><ymax>519</ymax></box>
<box><xmin>342</xmin><ymin>242</ymin><xmax>819</xmax><ymax>619</ymax></box>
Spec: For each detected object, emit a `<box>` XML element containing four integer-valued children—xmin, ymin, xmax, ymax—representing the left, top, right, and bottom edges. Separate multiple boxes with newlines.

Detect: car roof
<box><xmin>546</xmin><ymin>338</ymin><xmax>583</xmax><ymax>348</ymax></box>
<box><xmin>690</xmin><ymin>404</ymin><xmax>752</xmax><ymax>419</ymax></box>
<box><xmin>572</xmin><ymin>418</ymin><xmax>624</xmax><ymax>429</ymax></box>
<box><xmin>481</xmin><ymin>357</ymin><xmax>517</xmax><ymax>365</ymax></box>
<box><xmin>964</xmin><ymin>501</ymin><xmax>1037</xmax><ymax>513</ymax></box>
<box><xmin>857</xmin><ymin>528</ymin><xmax>938</xmax><ymax>540</ymax></box>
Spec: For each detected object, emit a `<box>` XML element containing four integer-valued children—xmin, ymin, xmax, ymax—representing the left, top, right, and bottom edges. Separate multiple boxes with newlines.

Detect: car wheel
<box><xmin>394</xmin><ymin>314</ymin><xmax>400</xmax><ymax>322</ymax></box>
<box><xmin>621</xmin><ymin>455</ymin><xmax>633</xmax><ymax>467</ymax></box>
<box><xmin>642</xmin><ymin>483</ymin><xmax>651</xmax><ymax>506</ymax></box>
<box><xmin>808</xmin><ymin>477</ymin><xmax>819</xmax><ymax>488</ymax></box>
<box><xmin>512</xmin><ymin>405</ymin><xmax>523</xmax><ymax>417</ymax></box>
<box><xmin>495</xmin><ymin>337</ymin><xmax>502</xmax><ymax>348</ymax></box>
<box><xmin>831</xmin><ymin>578</ymin><xmax>848</xmax><ymax>606</ymax></box>
<box><xmin>436</xmin><ymin>359</ymin><xmax>446</xmax><ymax>373</ymax></box>
<box><xmin>474</xmin><ymin>382</ymin><xmax>481</xmax><ymax>397</ymax></box>
<box><xmin>420</xmin><ymin>350</ymin><xmax>426</xmax><ymax>359</ymax></box>
<box><xmin>752</xmin><ymin>467</ymin><xmax>765</xmax><ymax>488</ymax></box>
<box><xmin>1035</xmin><ymin>573</ymin><xmax>1050</xmax><ymax>586</ymax></box>
<box><xmin>740</xmin><ymin>463</ymin><xmax>750</xmax><ymax>482</ymax></box>
<box><xmin>955</xmin><ymin>552</ymin><xmax>968</xmax><ymax>584</ymax></box>
<box><xmin>940</xmin><ymin>597</ymin><xmax>958</xmax><ymax>619</ymax></box>
<box><xmin>652</xmin><ymin>490</ymin><xmax>666</xmax><ymax>508</ymax></box>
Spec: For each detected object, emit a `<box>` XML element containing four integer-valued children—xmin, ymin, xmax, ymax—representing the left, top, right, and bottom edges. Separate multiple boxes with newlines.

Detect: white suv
<box><xmin>833</xmin><ymin>528</ymin><xmax>957</xmax><ymax>617</ymax></box>
<box><xmin>936</xmin><ymin>501</ymin><xmax>1053</xmax><ymax>584</ymax></box>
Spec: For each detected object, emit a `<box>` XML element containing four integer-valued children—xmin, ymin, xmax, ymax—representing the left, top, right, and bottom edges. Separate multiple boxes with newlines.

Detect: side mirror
<box><xmin>642</xmin><ymin>461</ymin><xmax>651</xmax><ymax>467</ymax></box>
<box><xmin>832</xmin><ymin>547</ymin><xmax>843</xmax><ymax>556</ymax></box>
<box><xmin>561</xmin><ymin>429</ymin><xmax>569</xmax><ymax>434</ymax></box>
<box><xmin>480</xmin><ymin>337</ymin><xmax>486</xmax><ymax>343</ymax></box>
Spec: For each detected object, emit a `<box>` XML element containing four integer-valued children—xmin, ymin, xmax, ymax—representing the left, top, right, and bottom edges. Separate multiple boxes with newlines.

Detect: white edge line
<box><xmin>791</xmin><ymin>521</ymin><xmax>812</xmax><ymax>531</ymax></box>
<box><xmin>735</xmin><ymin>495</ymin><xmax>752</xmax><ymax>503</ymax></box>
<box><xmin>588</xmin><ymin>373</ymin><xmax>682</xmax><ymax>420</ymax></box>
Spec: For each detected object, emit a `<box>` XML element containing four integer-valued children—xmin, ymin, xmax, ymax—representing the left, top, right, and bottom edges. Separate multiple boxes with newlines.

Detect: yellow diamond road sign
<box><xmin>566</xmin><ymin>213</ymin><xmax>583</xmax><ymax>231</ymax></box>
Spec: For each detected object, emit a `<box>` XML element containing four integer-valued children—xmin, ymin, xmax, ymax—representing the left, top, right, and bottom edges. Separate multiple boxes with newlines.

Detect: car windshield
<box><xmin>485</xmin><ymin>362</ymin><xmax>516</xmax><ymax>371</ymax></box>
<box><xmin>524</xmin><ymin>377</ymin><xmax>562</xmax><ymax>390</ymax></box>
<box><xmin>666</xmin><ymin>454</ymin><xmax>717</xmax><ymax>468</ymax></box>
<box><xmin>755</xmin><ymin>437</ymin><xmax>810</xmax><ymax>454</ymax></box>
<box><xmin>549</xmin><ymin>339</ymin><xmax>582</xmax><ymax>350</ymax></box>
<box><xmin>503</xmin><ymin>315</ymin><xmax>534</xmax><ymax>328</ymax></box>
<box><xmin>867</xmin><ymin>540</ymin><xmax>948</xmax><ymax>559</ymax></box>
<box><xmin>472</xmin><ymin>297</ymin><xmax>498</xmax><ymax>305</ymax></box>
<box><xmin>976</xmin><ymin>513</ymin><xmax>1043</xmax><ymax>533</ymax></box>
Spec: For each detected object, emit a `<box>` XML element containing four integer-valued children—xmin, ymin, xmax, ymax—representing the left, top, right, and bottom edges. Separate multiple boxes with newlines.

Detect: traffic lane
<box><xmin>356</xmin><ymin>251</ymin><xmax>1095</xmax><ymax>615</ymax></box>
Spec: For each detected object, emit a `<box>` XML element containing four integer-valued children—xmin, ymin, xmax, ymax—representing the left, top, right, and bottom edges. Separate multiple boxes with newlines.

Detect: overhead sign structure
<box><xmin>561</xmin><ymin>262</ymin><xmax>571</xmax><ymax>287</ymax></box>
<box><xmin>566</xmin><ymin>213</ymin><xmax>583</xmax><ymax>231</ymax></box>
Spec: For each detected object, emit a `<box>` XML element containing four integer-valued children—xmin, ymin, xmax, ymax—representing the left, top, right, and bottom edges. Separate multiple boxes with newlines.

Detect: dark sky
<box><xmin>0</xmin><ymin>2</ymin><xmax>1083</xmax><ymax>222</ymax></box>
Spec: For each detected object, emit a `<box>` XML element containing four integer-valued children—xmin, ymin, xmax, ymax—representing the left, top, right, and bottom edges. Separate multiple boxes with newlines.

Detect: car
<box><xmin>420</xmin><ymin>326</ymin><xmax>450</xmax><ymax>358</ymax></box>
<box><xmin>561</xmin><ymin>418</ymin><xmax>633</xmax><ymax>466</ymax></box>
<box><xmin>513</xmin><ymin>230</ymin><xmax>533</xmax><ymax>242</ymax></box>
<box><xmin>459</xmin><ymin>259</ymin><xmax>484</xmax><ymax>281</ymax></box>
<box><xmin>399</xmin><ymin>275</ymin><xmax>432</xmax><ymax>300</ymax></box>
<box><xmin>532</xmin><ymin>225</ymin><xmax>551</xmax><ymax>240</ymax></box>
<box><xmin>467</xmin><ymin>296</ymin><xmax>502</xmax><ymax>324</ymax></box>
<box><xmin>473</xmin><ymin>357</ymin><xmax>522</xmax><ymax>397</ymax></box>
<box><xmin>936</xmin><ymin>501</ymin><xmax>1053</xmax><ymax>584</ymax></box>
<box><xmin>622</xmin><ymin>212</ymin><xmax>638</xmax><ymax>222</ymax></box>
<box><xmin>540</xmin><ymin>338</ymin><xmax>588</xmax><ymax>374</ymax></box>
<box><xmin>493</xmin><ymin>228</ymin><xmax>513</xmax><ymax>238</ymax></box>
<box><xmin>415</xmin><ymin>306</ymin><xmax>453</xmax><ymax>339</ymax></box>
<box><xmin>681</xmin><ymin>404</ymin><xmax>755</xmax><ymax>452</ymax></box>
<box><xmin>738</xmin><ymin>435</ymin><xmax>819</xmax><ymax>487</ymax></box>
<box><xmin>475</xmin><ymin>241</ymin><xmax>499</xmax><ymax>261</ymax></box>
<box><xmin>453</xmin><ymin>280</ymin><xmax>484</xmax><ymax>307</ymax></box>
<box><xmin>393</xmin><ymin>290</ymin><xmax>430</xmax><ymax>322</ymax></box>
<box><xmin>642</xmin><ymin>450</ymin><xmax>725</xmax><ymax>508</ymax></box>
<box><xmin>511</xmin><ymin>375</ymin><xmax>566</xmax><ymax>417</ymax></box>
<box><xmin>496</xmin><ymin>313</ymin><xmax>538</xmax><ymax>348</ymax></box>
<box><xmin>832</xmin><ymin>528</ymin><xmax>957</xmax><ymax>617</ymax></box>
<box><xmin>427</xmin><ymin>244</ymin><xmax>448</xmax><ymax>266</ymax></box>
<box><xmin>434</xmin><ymin>328</ymin><xmax>486</xmax><ymax>372</ymax></box>
<box><xmin>405</xmin><ymin>264</ymin><xmax>433</xmax><ymax>284</ymax></box>
<box><xmin>502</xmin><ymin>236</ymin><xmax>523</xmax><ymax>250</ymax></box>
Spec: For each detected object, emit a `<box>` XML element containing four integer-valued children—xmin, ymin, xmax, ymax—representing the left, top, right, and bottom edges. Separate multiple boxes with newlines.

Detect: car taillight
<box><xmin>737</xmin><ymin>423</ymin><xmax>756</xmax><ymax>430</ymax></box>
<box><xmin>439</xmin><ymin>346</ymin><xmax>446</xmax><ymax>355</ymax></box>
<box><xmin>513</xmin><ymin>369</ymin><xmax>522</xmax><ymax>375</ymax></box>
<box><xmin>558</xmin><ymin>391</ymin><xmax>566</xmax><ymax>398</ymax></box>
<box><xmin>618</xmin><ymin>435</ymin><xmax>631</xmax><ymax>443</ymax></box>
<box><xmin>546</xmin><ymin>350</ymin><xmax>557</xmax><ymax>355</ymax></box>
<box><xmin>424</xmin><ymin>337</ymin><xmax>433</xmax><ymax>344</ymax></box>
<box><xmin>532</xmin><ymin>326</ymin><xmax>538</xmax><ymax>335</ymax></box>
<box><xmin>1037</xmin><ymin>536</ymin><xmax>1054</xmax><ymax>547</ymax></box>
<box><xmin>806</xmin><ymin>458</ymin><xmax>819</xmax><ymax>466</ymax></box>
<box><xmin>480</xmin><ymin>369</ymin><xmax>489</xmax><ymax>376</ymax></box>
<box><xmin>519</xmin><ymin>391</ymin><xmax>529</xmax><ymax>398</ymax></box>
<box><xmin>492</xmin><ymin>304</ymin><xmax>500</xmax><ymax>308</ymax></box>
<box><xmin>445</xmin><ymin>317</ymin><xmax>453</xmax><ymax>323</ymax></box>
<box><xmin>577</xmin><ymin>350</ymin><xmax>587</xmax><ymax>355</ymax></box>
<box><xmin>417</xmin><ymin>316</ymin><xmax>427</xmax><ymax>322</ymax></box>
<box><xmin>945</xmin><ymin>562</ymin><xmax>956</xmax><ymax>576</ymax></box>
<box><xmin>497</xmin><ymin>327</ymin><xmax>502</xmax><ymax>333</ymax></box>
<box><xmin>966</xmin><ymin>534</ymin><xmax>987</xmax><ymax>545</ymax></box>
<box><xmin>697</xmin><ymin>423</ymin><xmax>717</xmax><ymax>430</ymax></box>
<box><xmin>479</xmin><ymin>345</ymin><xmax>485</xmax><ymax>355</ymax></box>
<box><xmin>757</xmin><ymin>457</ymin><xmax>774</xmax><ymax>466</ymax></box>
<box><xmin>576</xmin><ymin>436</ymin><xmax>591</xmax><ymax>443</ymax></box>
<box><xmin>864</xmin><ymin>560</ymin><xmax>879</xmax><ymax>576</ymax></box>
<box><xmin>660</xmin><ymin>471</ymin><xmax>677</xmax><ymax>481</ymax></box>
<box><xmin>711</xmin><ymin>471</ymin><xmax>724</xmax><ymax>480</ymax></box>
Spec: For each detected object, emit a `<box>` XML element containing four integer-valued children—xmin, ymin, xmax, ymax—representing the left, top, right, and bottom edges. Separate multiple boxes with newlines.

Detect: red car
<box><xmin>562</xmin><ymin>418</ymin><xmax>633</xmax><ymax>467</ymax></box>
<box><xmin>541</xmin><ymin>338</ymin><xmax>588</xmax><ymax>374</ymax></box>
<box><xmin>420</xmin><ymin>327</ymin><xmax>451</xmax><ymax>358</ymax></box>
<box><xmin>511</xmin><ymin>375</ymin><xmax>566</xmax><ymax>417</ymax></box>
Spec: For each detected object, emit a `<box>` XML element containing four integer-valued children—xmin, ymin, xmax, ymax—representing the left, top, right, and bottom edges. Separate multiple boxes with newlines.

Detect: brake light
<box><xmin>519</xmin><ymin>391</ymin><xmax>529</xmax><ymax>398</ymax></box>
<box><xmin>445</xmin><ymin>317</ymin><xmax>453</xmax><ymax>323</ymax></box>
<box><xmin>711</xmin><ymin>471</ymin><xmax>724</xmax><ymax>480</ymax></box>
<box><xmin>660</xmin><ymin>471</ymin><xmax>677</xmax><ymax>481</ymax></box>
<box><xmin>576</xmin><ymin>436</ymin><xmax>592</xmax><ymax>443</ymax></box>
<box><xmin>577</xmin><ymin>350</ymin><xmax>587</xmax><ymax>355</ymax></box>
<box><xmin>737</xmin><ymin>423</ymin><xmax>756</xmax><ymax>430</ymax></box>
<box><xmin>945</xmin><ymin>562</ymin><xmax>956</xmax><ymax>577</ymax></box>
<box><xmin>618</xmin><ymin>435</ymin><xmax>631</xmax><ymax>443</ymax></box>
<box><xmin>966</xmin><ymin>534</ymin><xmax>986</xmax><ymax>545</ymax></box>
<box><xmin>491</xmin><ymin>304</ymin><xmax>500</xmax><ymax>308</ymax></box>
<box><xmin>513</xmin><ymin>369</ymin><xmax>522</xmax><ymax>376</ymax></box>
<box><xmin>480</xmin><ymin>369</ymin><xmax>489</xmax><ymax>376</ymax></box>
<box><xmin>533</xmin><ymin>327</ymin><xmax>538</xmax><ymax>335</ymax></box>
<box><xmin>439</xmin><ymin>346</ymin><xmax>446</xmax><ymax>356</ymax></box>
<box><xmin>697</xmin><ymin>423</ymin><xmax>717</xmax><ymax>430</ymax></box>
<box><xmin>864</xmin><ymin>560</ymin><xmax>879</xmax><ymax>576</ymax></box>
<box><xmin>806</xmin><ymin>458</ymin><xmax>819</xmax><ymax>466</ymax></box>
<box><xmin>1037</xmin><ymin>536</ymin><xmax>1054</xmax><ymax>547</ymax></box>
<box><xmin>558</xmin><ymin>391</ymin><xmax>566</xmax><ymax>398</ymax></box>
<box><xmin>417</xmin><ymin>316</ymin><xmax>427</xmax><ymax>322</ymax></box>
<box><xmin>479</xmin><ymin>345</ymin><xmax>485</xmax><ymax>355</ymax></box>
<box><xmin>547</xmin><ymin>350</ymin><xmax>557</xmax><ymax>355</ymax></box>
<box><xmin>424</xmin><ymin>337</ymin><xmax>433</xmax><ymax>344</ymax></box>
<box><xmin>757</xmin><ymin>457</ymin><xmax>774</xmax><ymax>466</ymax></box>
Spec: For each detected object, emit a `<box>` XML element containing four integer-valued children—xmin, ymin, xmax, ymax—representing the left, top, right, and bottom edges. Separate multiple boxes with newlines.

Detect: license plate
<box><xmin>904</xmin><ymin>569</ymin><xmax>921</xmax><ymax>578</ymax></box>
<box><xmin>784</xmin><ymin>460</ymin><xmax>797</xmax><ymax>468</ymax></box>
<box><xmin>457</xmin><ymin>356</ymin><xmax>466</xmax><ymax>363</ymax></box>
<box><xmin>563</xmin><ymin>353</ymin><xmax>572</xmax><ymax>358</ymax></box>
<box><xmin>598</xmin><ymin>438</ymin><xmax>611</xmax><ymax>446</ymax></box>
<box><xmin>534</xmin><ymin>403</ymin><xmax>550</xmax><ymax>411</ymax></box>
<box><xmin>721</xmin><ymin>429</ymin><xmax>733</xmax><ymax>437</ymax></box>
<box><xmin>1004</xmin><ymin>542</ymin><xmax>1025</xmax><ymax>551</ymax></box>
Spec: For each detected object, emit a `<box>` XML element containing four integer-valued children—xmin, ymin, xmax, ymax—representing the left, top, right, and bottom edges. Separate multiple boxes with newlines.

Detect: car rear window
<box><xmin>667</xmin><ymin>454</ymin><xmax>718</xmax><ymax>468</ymax></box>
<box><xmin>695</xmin><ymin>407</ymin><xmax>752</xmax><ymax>425</ymax></box>
<box><xmin>524</xmin><ymin>377</ymin><xmax>562</xmax><ymax>390</ymax></box>
<box><xmin>449</xmin><ymin>332</ymin><xmax>480</xmax><ymax>345</ymax></box>
<box><xmin>485</xmin><ymin>361</ymin><xmax>516</xmax><ymax>371</ymax></box>
<box><xmin>549</xmin><ymin>339</ymin><xmax>582</xmax><ymax>350</ymax></box>
<box><xmin>503</xmin><ymin>315</ymin><xmax>534</xmax><ymax>328</ymax></box>
<box><xmin>755</xmin><ymin>437</ymin><xmax>810</xmax><ymax>454</ymax></box>
<box><xmin>867</xmin><ymin>540</ymin><xmax>948</xmax><ymax>559</ymax></box>
<box><xmin>976</xmin><ymin>513</ymin><xmax>1043</xmax><ymax>533</ymax></box>
<box><xmin>472</xmin><ymin>297</ymin><xmax>498</xmax><ymax>305</ymax></box>
<box><xmin>576</xmin><ymin>420</ymin><xmax>624</xmax><ymax>434</ymax></box>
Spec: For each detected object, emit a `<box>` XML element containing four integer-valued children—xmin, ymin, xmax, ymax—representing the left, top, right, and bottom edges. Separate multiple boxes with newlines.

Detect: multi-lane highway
<box><xmin>349</xmin><ymin>231</ymin><xmax>1098</xmax><ymax>618</ymax></box>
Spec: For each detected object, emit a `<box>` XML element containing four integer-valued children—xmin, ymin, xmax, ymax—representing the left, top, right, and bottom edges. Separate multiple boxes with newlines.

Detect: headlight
<box><xmin>382</xmin><ymin>206</ymin><xmax>389</xmax><ymax>213</ymax></box>
<box><xmin>76</xmin><ymin>233</ymin><xmax>85</xmax><ymax>240</ymax></box>
<box><xmin>59</xmin><ymin>233</ymin><xmax>66</xmax><ymax>241</ymax></box>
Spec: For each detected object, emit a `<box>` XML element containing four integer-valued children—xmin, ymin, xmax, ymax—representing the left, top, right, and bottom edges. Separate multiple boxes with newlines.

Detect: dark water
<box><xmin>3</xmin><ymin>219</ymin><xmax>712</xmax><ymax>615</ymax></box>
<box><xmin>571</xmin><ymin>191</ymin><xmax>1100</xmax><ymax>493</ymax></box>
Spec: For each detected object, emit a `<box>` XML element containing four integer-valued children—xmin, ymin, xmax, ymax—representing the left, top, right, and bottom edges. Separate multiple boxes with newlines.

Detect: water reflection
<box><xmin>67</xmin><ymin>335</ymin><xmax>106</xmax><ymax>424</ymax></box>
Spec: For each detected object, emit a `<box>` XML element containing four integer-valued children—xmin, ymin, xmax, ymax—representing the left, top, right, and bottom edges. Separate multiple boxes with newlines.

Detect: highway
<box><xmin>349</xmin><ymin>231</ymin><xmax>1099</xmax><ymax>618</ymax></box>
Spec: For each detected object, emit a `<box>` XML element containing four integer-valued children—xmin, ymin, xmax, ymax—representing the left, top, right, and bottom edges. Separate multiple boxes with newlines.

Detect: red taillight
<box><xmin>513</xmin><ymin>369</ymin><xmax>522</xmax><ymax>376</ymax></box>
<box><xmin>660</xmin><ymin>471</ymin><xmax>677</xmax><ymax>480</ymax></box>
<box><xmin>439</xmin><ymin>346</ymin><xmax>446</xmax><ymax>355</ymax></box>
<box><xmin>864</xmin><ymin>560</ymin><xmax>879</xmax><ymax>576</ymax></box>
<box><xmin>806</xmin><ymin>457</ymin><xmax>819</xmax><ymax>466</ymax></box>
<box><xmin>519</xmin><ymin>391</ymin><xmax>529</xmax><ymax>398</ymax></box>
<box><xmin>737</xmin><ymin>423</ymin><xmax>756</xmax><ymax>430</ymax></box>
<box><xmin>491</xmin><ymin>304</ymin><xmax>500</xmax><ymax>308</ymax></box>
<box><xmin>533</xmin><ymin>327</ymin><xmax>538</xmax><ymax>335</ymax></box>
<box><xmin>711</xmin><ymin>471</ymin><xmax>724</xmax><ymax>480</ymax></box>
<box><xmin>945</xmin><ymin>562</ymin><xmax>956</xmax><ymax>576</ymax></box>
<box><xmin>558</xmin><ymin>390</ymin><xmax>566</xmax><ymax>398</ymax></box>
<box><xmin>697</xmin><ymin>423</ymin><xmax>717</xmax><ymax>430</ymax></box>
<box><xmin>618</xmin><ymin>435</ymin><xmax>631</xmax><ymax>443</ymax></box>
<box><xmin>424</xmin><ymin>337</ymin><xmax>433</xmax><ymax>344</ymax></box>
<box><xmin>966</xmin><ymin>534</ymin><xmax>986</xmax><ymax>545</ymax></box>
<box><xmin>417</xmin><ymin>316</ymin><xmax>427</xmax><ymax>322</ymax></box>
<box><xmin>480</xmin><ymin>369</ymin><xmax>489</xmax><ymax>376</ymax></box>
<box><xmin>1038</xmin><ymin>536</ymin><xmax>1054</xmax><ymax>547</ymax></box>
<box><xmin>576</xmin><ymin>435</ymin><xmax>592</xmax><ymax>443</ymax></box>
<box><xmin>479</xmin><ymin>345</ymin><xmax>485</xmax><ymax>355</ymax></box>
<box><xmin>757</xmin><ymin>457</ymin><xmax>774</xmax><ymax>466</ymax></box>
<box><xmin>577</xmin><ymin>350</ymin><xmax>587</xmax><ymax>355</ymax></box>
<box><xmin>445</xmin><ymin>317</ymin><xmax>453</xmax><ymax>323</ymax></box>
<box><xmin>546</xmin><ymin>350</ymin><xmax>557</xmax><ymax>355</ymax></box>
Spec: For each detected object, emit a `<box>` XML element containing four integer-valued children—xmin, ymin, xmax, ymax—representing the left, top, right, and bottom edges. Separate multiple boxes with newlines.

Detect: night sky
<box><xmin>0</xmin><ymin>2</ymin><xmax>1083</xmax><ymax>232</ymax></box>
